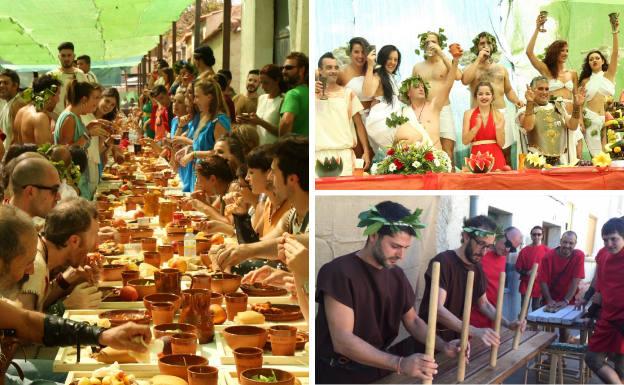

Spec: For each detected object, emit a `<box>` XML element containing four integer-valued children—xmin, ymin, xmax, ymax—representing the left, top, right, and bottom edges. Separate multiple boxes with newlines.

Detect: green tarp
<box><xmin>0</xmin><ymin>0</ymin><xmax>194</xmax><ymax>68</ymax></box>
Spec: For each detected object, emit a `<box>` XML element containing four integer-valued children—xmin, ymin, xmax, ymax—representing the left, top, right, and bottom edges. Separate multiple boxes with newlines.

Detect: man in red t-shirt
<box><xmin>469</xmin><ymin>235</ymin><xmax>508</xmax><ymax>328</ymax></box>
<box><xmin>538</xmin><ymin>231</ymin><xmax>585</xmax><ymax>341</ymax></box>
<box><xmin>585</xmin><ymin>218</ymin><xmax>624</xmax><ymax>383</ymax></box>
<box><xmin>516</xmin><ymin>225</ymin><xmax>550</xmax><ymax>311</ymax></box>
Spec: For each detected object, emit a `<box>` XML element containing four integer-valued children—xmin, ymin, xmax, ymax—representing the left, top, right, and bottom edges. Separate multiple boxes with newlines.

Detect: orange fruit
<box><xmin>210</xmin><ymin>304</ymin><xmax>226</xmax><ymax>324</ymax></box>
<box><xmin>210</xmin><ymin>234</ymin><xmax>225</xmax><ymax>245</ymax></box>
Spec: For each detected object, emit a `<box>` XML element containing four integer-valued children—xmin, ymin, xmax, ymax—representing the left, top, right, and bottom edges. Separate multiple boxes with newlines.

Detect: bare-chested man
<box><xmin>397</xmin><ymin>44</ymin><xmax>462</xmax><ymax>159</ymax></box>
<box><xmin>462</xmin><ymin>32</ymin><xmax>524</xmax><ymax>165</ymax></box>
<box><xmin>412</xmin><ymin>31</ymin><xmax>462</xmax><ymax>164</ymax></box>
<box><xmin>13</xmin><ymin>75</ymin><xmax>61</xmax><ymax>145</ymax></box>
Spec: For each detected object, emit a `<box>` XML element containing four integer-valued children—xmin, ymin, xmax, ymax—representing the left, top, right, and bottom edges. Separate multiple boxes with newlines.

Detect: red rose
<box><xmin>387</xmin><ymin>148</ymin><xmax>395</xmax><ymax>156</ymax></box>
<box><xmin>424</xmin><ymin>152</ymin><xmax>435</xmax><ymax>161</ymax></box>
<box><xmin>393</xmin><ymin>159</ymin><xmax>404</xmax><ymax>170</ymax></box>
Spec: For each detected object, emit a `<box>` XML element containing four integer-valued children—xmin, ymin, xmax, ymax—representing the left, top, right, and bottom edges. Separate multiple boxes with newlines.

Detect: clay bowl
<box><xmin>133</xmin><ymin>227</ymin><xmax>154</xmax><ymax>239</ymax></box>
<box><xmin>128</xmin><ymin>278</ymin><xmax>157</xmax><ymax>299</ymax></box>
<box><xmin>210</xmin><ymin>292</ymin><xmax>224</xmax><ymax>306</ymax></box>
<box><xmin>99</xmin><ymin>309</ymin><xmax>151</xmax><ymax>327</ymax></box>
<box><xmin>98</xmin><ymin>209</ymin><xmax>114</xmax><ymax>220</ymax></box>
<box><xmin>266</xmin><ymin>330</ymin><xmax>309</xmax><ymax>351</ymax></box>
<box><xmin>210</xmin><ymin>273</ymin><xmax>242</xmax><ymax>294</ymax></box>
<box><xmin>144</xmin><ymin>293</ymin><xmax>182</xmax><ymax>314</ymax></box>
<box><xmin>158</xmin><ymin>354</ymin><xmax>208</xmax><ymax>380</ymax></box>
<box><xmin>240</xmin><ymin>283</ymin><xmax>288</xmax><ymax>297</ymax></box>
<box><xmin>153</xmin><ymin>322</ymin><xmax>198</xmax><ymax>339</ymax></box>
<box><xmin>101</xmin><ymin>264</ymin><xmax>127</xmax><ymax>281</ymax></box>
<box><xmin>222</xmin><ymin>325</ymin><xmax>267</xmax><ymax>350</ymax></box>
<box><xmin>196</xmin><ymin>239</ymin><xmax>211</xmax><ymax>254</ymax></box>
<box><xmin>240</xmin><ymin>368</ymin><xmax>295</xmax><ymax>385</ymax></box>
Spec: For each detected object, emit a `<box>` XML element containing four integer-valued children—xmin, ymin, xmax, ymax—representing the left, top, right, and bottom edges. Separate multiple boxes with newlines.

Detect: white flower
<box><xmin>411</xmin><ymin>160</ymin><xmax>421</xmax><ymax>169</ymax></box>
<box><xmin>388</xmin><ymin>163</ymin><xmax>397</xmax><ymax>172</ymax></box>
<box><xmin>433</xmin><ymin>158</ymin><xmax>441</xmax><ymax>167</ymax></box>
<box><xmin>371</xmin><ymin>163</ymin><xmax>379</xmax><ymax>174</ymax></box>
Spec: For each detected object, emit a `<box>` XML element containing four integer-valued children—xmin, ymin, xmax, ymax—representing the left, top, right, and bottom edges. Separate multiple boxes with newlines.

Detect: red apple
<box><xmin>119</xmin><ymin>286</ymin><xmax>139</xmax><ymax>301</ymax></box>
<box><xmin>501</xmin><ymin>165</ymin><xmax>512</xmax><ymax>171</ymax></box>
<box><xmin>133</xmin><ymin>210</ymin><xmax>145</xmax><ymax>219</ymax></box>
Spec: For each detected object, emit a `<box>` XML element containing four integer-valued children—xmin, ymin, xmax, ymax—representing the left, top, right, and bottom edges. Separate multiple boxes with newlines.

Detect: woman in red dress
<box><xmin>462</xmin><ymin>81</ymin><xmax>506</xmax><ymax>170</ymax></box>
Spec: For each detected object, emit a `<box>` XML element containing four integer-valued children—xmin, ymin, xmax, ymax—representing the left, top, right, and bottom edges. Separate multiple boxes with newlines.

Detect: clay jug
<box><xmin>179</xmin><ymin>288</ymin><xmax>215</xmax><ymax>343</ymax></box>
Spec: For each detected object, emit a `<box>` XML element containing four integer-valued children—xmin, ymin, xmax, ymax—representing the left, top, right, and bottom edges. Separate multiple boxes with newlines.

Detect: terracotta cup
<box><xmin>187</xmin><ymin>365</ymin><xmax>219</xmax><ymax>385</ymax></box>
<box><xmin>171</xmin><ymin>332</ymin><xmax>199</xmax><ymax>355</ymax></box>
<box><xmin>225</xmin><ymin>293</ymin><xmax>248</xmax><ymax>321</ymax></box>
<box><xmin>121</xmin><ymin>270</ymin><xmax>140</xmax><ymax>287</ymax></box>
<box><xmin>143</xmin><ymin>251</ymin><xmax>161</xmax><ymax>268</ymax></box>
<box><xmin>176</xmin><ymin>241</ymin><xmax>185</xmax><ymax>256</ymax></box>
<box><xmin>142</xmin><ymin>237</ymin><xmax>157</xmax><ymax>252</ymax></box>
<box><xmin>155</xmin><ymin>268</ymin><xmax>182</xmax><ymax>295</ymax></box>
<box><xmin>191</xmin><ymin>274</ymin><xmax>211</xmax><ymax>290</ymax></box>
<box><xmin>210</xmin><ymin>292</ymin><xmax>223</xmax><ymax>306</ymax></box>
<box><xmin>158</xmin><ymin>244</ymin><xmax>174</xmax><ymax>263</ymax></box>
<box><xmin>268</xmin><ymin>326</ymin><xmax>297</xmax><ymax>356</ymax></box>
<box><xmin>118</xmin><ymin>228</ymin><xmax>131</xmax><ymax>244</ymax></box>
<box><xmin>233</xmin><ymin>347</ymin><xmax>263</xmax><ymax>380</ymax></box>
<box><xmin>152</xmin><ymin>302</ymin><xmax>175</xmax><ymax>325</ymax></box>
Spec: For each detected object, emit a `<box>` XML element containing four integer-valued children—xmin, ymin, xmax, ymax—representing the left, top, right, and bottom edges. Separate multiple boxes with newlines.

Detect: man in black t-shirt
<box><xmin>316</xmin><ymin>201</ymin><xmax>463</xmax><ymax>384</ymax></box>
<box><xmin>419</xmin><ymin>215</ymin><xmax>526</xmax><ymax>348</ymax></box>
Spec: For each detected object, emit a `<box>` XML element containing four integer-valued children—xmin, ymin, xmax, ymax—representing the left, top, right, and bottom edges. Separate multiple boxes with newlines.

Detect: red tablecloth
<box><xmin>315</xmin><ymin>168</ymin><xmax>624</xmax><ymax>190</ymax></box>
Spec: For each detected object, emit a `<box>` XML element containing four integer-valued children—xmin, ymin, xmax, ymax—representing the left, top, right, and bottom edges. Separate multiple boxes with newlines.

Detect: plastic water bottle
<box><xmin>184</xmin><ymin>228</ymin><xmax>196</xmax><ymax>257</ymax></box>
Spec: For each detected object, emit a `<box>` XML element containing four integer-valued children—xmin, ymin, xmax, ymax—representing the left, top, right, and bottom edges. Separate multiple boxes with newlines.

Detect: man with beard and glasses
<box><xmin>418</xmin><ymin>216</ymin><xmax>525</xmax><ymax>349</ymax></box>
<box><xmin>315</xmin><ymin>201</ymin><xmax>463</xmax><ymax>384</ymax></box>
<box><xmin>538</xmin><ymin>230</ymin><xmax>585</xmax><ymax>342</ymax></box>
<box><xmin>584</xmin><ymin>218</ymin><xmax>624</xmax><ymax>384</ymax></box>
<box><xmin>469</xmin><ymin>227</ymin><xmax>523</xmax><ymax>328</ymax></box>
<box><xmin>234</xmin><ymin>70</ymin><xmax>260</xmax><ymax>116</ymax></box>
<box><xmin>280</xmin><ymin>52</ymin><xmax>309</xmax><ymax>136</ymax></box>
<box><xmin>315</xmin><ymin>52</ymin><xmax>372</xmax><ymax>176</ymax></box>
<box><xmin>48</xmin><ymin>42</ymin><xmax>87</xmax><ymax>118</ymax></box>
<box><xmin>516</xmin><ymin>225</ymin><xmax>550</xmax><ymax>311</ymax></box>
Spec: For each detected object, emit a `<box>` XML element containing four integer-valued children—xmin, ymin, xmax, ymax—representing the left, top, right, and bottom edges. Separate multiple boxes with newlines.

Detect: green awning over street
<box><xmin>0</xmin><ymin>0</ymin><xmax>193</xmax><ymax>68</ymax></box>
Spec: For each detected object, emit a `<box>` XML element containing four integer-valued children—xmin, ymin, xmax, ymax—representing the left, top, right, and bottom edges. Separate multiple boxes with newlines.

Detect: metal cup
<box><xmin>319</xmin><ymin>76</ymin><xmax>328</xmax><ymax>100</ymax></box>
<box><xmin>610</xmin><ymin>12</ymin><xmax>619</xmax><ymax>33</ymax></box>
<box><xmin>539</xmin><ymin>11</ymin><xmax>548</xmax><ymax>33</ymax></box>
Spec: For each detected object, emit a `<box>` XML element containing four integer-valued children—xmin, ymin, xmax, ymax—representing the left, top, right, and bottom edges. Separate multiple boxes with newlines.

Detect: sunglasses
<box><xmin>281</xmin><ymin>65</ymin><xmax>297</xmax><ymax>71</ymax></box>
<box><xmin>23</xmin><ymin>184</ymin><xmax>60</xmax><ymax>195</ymax></box>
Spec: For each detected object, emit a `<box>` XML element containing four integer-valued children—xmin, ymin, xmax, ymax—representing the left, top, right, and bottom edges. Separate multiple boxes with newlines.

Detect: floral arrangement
<box><xmin>385</xmin><ymin>112</ymin><xmax>409</xmax><ymax>129</ymax></box>
<box><xmin>592</xmin><ymin>151</ymin><xmax>612</xmax><ymax>167</ymax></box>
<box><xmin>525</xmin><ymin>152</ymin><xmax>547</xmax><ymax>168</ymax></box>
<box><xmin>414</xmin><ymin>28</ymin><xmax>448</xmax><ymax>57</ymax></box>
<box><xmin>373</xmin><ymin>143</ymin><xmax>451</xmax><ymax>175</ymax></box>
<box><xmin>605</xmin><ymin>129</ymin><xmax>624</xmax><ymax>160</ymax></box>
<box><xmin>465</xmin><ymin>151</ymin><xmax>495</xmax><ymax>173</ymax></box>
<box><xmin>357</xmin><ymin>205</ymin><xmax>426</xmax><ymax>237</ymax></box>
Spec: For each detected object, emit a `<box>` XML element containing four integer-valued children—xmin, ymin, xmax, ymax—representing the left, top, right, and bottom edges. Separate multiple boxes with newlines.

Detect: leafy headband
<box><xmin>414</xmin><ymin>28</ymin><xmax>448</xmax><ymax>57</ymax></box>
<box><xmin>22</xmin><ymin>84</ymin><xmax>59</xmax><ymax>112</ymax></box>
<box><xmin>357</xmin><ymin>206</ymin><xmax>426</xmax><ymax>237</ymax></box>
<box><xmin>399</xmin><ymin>75</ymin><xmax>431</xmax><ymax>102</ymax></box>
<box><xmin>470</xmin><ymin>32</ymin><xmax>498</xmax><ymax>56</ymax></box>
<box><xmin>462</xmin><ymin>226</ymin><xmax>496</xmax><ymax>238</ymax></box>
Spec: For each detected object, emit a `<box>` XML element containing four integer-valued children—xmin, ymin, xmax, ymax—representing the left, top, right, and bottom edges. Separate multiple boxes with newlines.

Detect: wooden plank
<box><xmin>464</xmin><ymin>332</ymin><xmax>556</xmax><ymax>384</ymax></box>
<box><xmin>374</xmin><ymin>329</ymin><xmax>531</xmax><ymax>384</ymax></box>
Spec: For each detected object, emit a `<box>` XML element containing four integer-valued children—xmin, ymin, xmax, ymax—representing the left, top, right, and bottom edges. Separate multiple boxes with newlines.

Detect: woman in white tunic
<box><xmin>362</xmin><ymin>45</ymin><xmax>403</xmax><ymax>157</ymax></box>
<box><xmin>579</xmin><ymin>15</ymin><xmax>619</xmax><ymax>156</ymax></box>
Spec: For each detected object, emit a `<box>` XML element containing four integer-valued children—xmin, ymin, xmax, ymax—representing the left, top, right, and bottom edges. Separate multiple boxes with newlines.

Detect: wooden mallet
<box><xmin>513</xmin><ymin>263</ymin><xmax>538</xmax><ymax>349</ymax></box>
<box><xmin>423</xmin><ymin>261</ymin><xmax>441</xmax><ymax>385</ymax></box>
<box><xmin>457</xmin><ymin>270</ymin><xmax>474</xmax><ymax>382</ymax></box>
<box><xmin>489</xmin><ymin>271</ymin><xmax>506</xmax><ymax>367</ymax></box>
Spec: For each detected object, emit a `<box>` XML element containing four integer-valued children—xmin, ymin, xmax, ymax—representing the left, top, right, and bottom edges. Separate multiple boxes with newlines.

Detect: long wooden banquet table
<box><xmin>316</xmin><ymin>167</ymin><xmax>624</xmax><ymax>190</ymax></box>
<box><xmin>54</xmin><ymin>150</ymin><xmax>309</xmax><ymax>385</ymax></box>
<box><xmin>373</xmin><ymin>329</ymin><xmax>555</xmax><ymax>384</ymax></box>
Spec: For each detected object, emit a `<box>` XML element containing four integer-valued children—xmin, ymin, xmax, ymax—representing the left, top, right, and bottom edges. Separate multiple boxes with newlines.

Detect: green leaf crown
<box><xmin>357</xmin><ymin>206</ymin><xmax>426</xmax><ymax>237</ymax></box>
